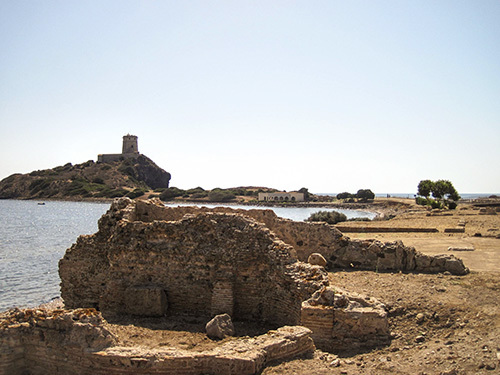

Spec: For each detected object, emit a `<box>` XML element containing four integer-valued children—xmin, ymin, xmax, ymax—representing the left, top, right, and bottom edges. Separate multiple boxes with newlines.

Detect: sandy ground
<box><xmin>260</xmin><ymin>199</ymin><xmax>500</xmax><ymax>374</ymax></box>
<box><xmin>337</xmin><ymin>200</ymin><xmax>500</xmax><ymax>272</ymax></box>
<box><xmin>263</xmin><ymin>270</ymin><xmax>500</xmax><ymax>375</ymax></box>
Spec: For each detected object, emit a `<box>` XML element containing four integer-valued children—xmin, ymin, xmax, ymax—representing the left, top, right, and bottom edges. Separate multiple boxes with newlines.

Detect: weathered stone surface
<box><xmin>60</xmin><ymin>198</ymin><xmax>329</xmax><ymax>325</ymax></box>
<box><xmin>308</xmin><ymin>286</ymin><xmax>335</xmax><ymax>306</ymax></box>
<box><xmin>125</xmin><ymin>199</ymin><xmax>469</xmax><ymax>275</ymax></box>
<box><xmin>308</xmin><ymin>253</ymin><xmax>327</xmax><ymax>267</ymax></box>
<box><xmin>444</xmin><ymin>227</ymin><xmax>465</xmax><ymax>233</ymax></box>
<box><xmin>0</xmin><ymin>307</ymin><xmax>315</xmax><ymax>375</ymax></box>
<box><xmin>301</xmin><ymin>287</ymin><xmax>390</xmax><ymax>352</ymax></box>
<box><xmin>123</xmin><ymin>286</ymin><xmax>167</xmax><ymax>317</ymax></box>
<box><xmin>206</xmin><ymin>313</ymin><xmax>235</xmax><ymax>339</ymax></box>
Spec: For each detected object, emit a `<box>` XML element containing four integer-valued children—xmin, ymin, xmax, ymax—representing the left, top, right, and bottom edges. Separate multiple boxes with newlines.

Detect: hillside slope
<box><xmin>0</xmin><ymin>155</ymin><xmax>171</xmax><ymax>200</ymax></box>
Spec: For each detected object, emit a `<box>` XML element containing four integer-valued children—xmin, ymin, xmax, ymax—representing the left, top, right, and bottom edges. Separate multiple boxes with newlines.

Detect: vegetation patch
<box><xmin>306</xmin><ymin>210</ymin><xmax>347</xmax><ymax>225</ymax></box>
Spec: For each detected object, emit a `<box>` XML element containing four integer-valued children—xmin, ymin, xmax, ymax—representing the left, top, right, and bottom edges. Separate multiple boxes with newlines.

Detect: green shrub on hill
<box><xmin>208</xmin><ymin>188</ymin><xmax>236</xmax><ymax>202</ymax></box>
<box><xmin>159</xmin><ymin>187</ymin><xmax>186</xmax><ymax>201</ymax></box>
<box><xmin>126</xmin><ymin>188</ymin><xmax>146</xmax><ymax>199</ymax></box>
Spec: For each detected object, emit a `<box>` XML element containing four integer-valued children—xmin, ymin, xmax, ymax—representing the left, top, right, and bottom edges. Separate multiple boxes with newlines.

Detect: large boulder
<box><xmin>206</xmin><ymin>313</ymin><xmax>235</xmax><ymax>339</ymax></box>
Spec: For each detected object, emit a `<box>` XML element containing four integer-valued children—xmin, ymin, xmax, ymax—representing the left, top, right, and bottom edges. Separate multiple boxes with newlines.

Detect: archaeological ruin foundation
<box><xmin>0</xmin><ymin>198</ymin><xmax>470</xmax><ymax>374</ymax></box>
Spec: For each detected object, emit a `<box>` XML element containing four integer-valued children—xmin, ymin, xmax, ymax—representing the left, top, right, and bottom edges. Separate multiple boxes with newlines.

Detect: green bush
<box><xmin>159</xmin><ymin>187</ymin><xmax>186</xmax><ymax>201</ymax></box>
<box><xmin>126</xmin><ymin>188</ymin><xmax>146</xmax><ymax>199</ymax></box>
<box><xmin>192</xmin><ymin>192</ymin><xmax>208</xmax><ymax>199</ymax></box>
<box><xmin>415</xmin><ymin>197</ymin><xmax>428</xmax><ymax>206</ymax></box>
<box><xmin>92</xmin><ymin>177</ymin><xmax>105</xmax><ymax>184</ymax></box>
<box><xmin>186</xmin><ymin>187</ymin><xmax>205</xmax><ymax>195</ymax></box>
<box><xmin>106</xmin><ymin>189</ymin><xmax>128</xmax><ymax>198</ymax></box>
<box><xmin>208</xmin><ymin>189</ymin><xmax>236</xmax><ymax>202</ymax></box>
<box><xmin>336</xmin><ymin>192</ymin><xmax>353</xmax><ymax>200</ymax></box>
<box><xmin>348</xmin><ymin>217</ymin><xmax>371</xmax><ymax>222</ymax></box>
<box><xmin>118</xmin><ymin>165</ymin><xmax>136</xmax><ymax>177</ymax></box>
<box><xmin>29</xmin><ymin>178</ymin><xmax>53</xmax><ymax>194</ymax></box>
<box><xmin>306</xmin><ymin>210</ymin><xmax>347</xmax><ymax>225</ymax></box>
<box><xmin>356</xmin><ymin>189</ymin><xmax>375</xmax><ymax>202</ymax></box>
<box><xmin>430</xmin><ymin>199</ymin><xmax>442</xmax><ymax>209</ymax></box>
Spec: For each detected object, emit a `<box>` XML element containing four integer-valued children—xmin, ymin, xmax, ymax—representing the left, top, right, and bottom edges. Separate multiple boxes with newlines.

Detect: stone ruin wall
<box><xmin>60</xmin><ymin>199</ymin><xmax>329</xmax><ymax>327</ymax></box>
<box><xmin>0</xmin><ymin>308</ymin><xmax>314</xmax><ymax>375</ymax></box>
<box><xmin>131</xmin><ymin>199</ymin><xmax>469</xmax><ymax>275</ymax></box>
<box><xmin>301</xmin><ymin>287</ymin><xmax>390</xmax><ymax>352</ymax></box>
<box><xmin>3</xmin><ymin>197</ymin><xmax>465</xmax><ymax>374</ymax></box>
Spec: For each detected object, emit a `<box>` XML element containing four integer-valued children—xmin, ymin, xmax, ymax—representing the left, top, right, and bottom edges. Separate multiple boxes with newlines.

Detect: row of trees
<box><xmin>336</xmin><ymin>189</ymin><xmax>375</xmax><ymax>202</ymax></box>
<box><xmin>416</xmin><ymin>179</ymin><xmax>460</xmax><ymax>209</ymax></box>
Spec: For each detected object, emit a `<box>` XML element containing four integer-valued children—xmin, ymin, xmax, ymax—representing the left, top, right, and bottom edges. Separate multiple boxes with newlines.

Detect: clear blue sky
<box><xmin>1</xmin><ymin>1</ymin><xmax>499</xmax><ymax>194</ymax></box>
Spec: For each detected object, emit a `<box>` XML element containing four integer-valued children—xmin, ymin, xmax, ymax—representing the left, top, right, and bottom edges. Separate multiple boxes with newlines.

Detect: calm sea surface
<box><xmin>0</xmin><ymin>200</ymin><xmax>374</xmax><ymax>311</ymax></box>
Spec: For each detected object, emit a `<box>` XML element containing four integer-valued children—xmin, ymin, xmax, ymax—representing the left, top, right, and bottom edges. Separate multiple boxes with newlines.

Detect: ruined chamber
<box><xmin>59</xmin><ymin>198</ymin><xmax>327</xmax><ymax>326</ymax></box>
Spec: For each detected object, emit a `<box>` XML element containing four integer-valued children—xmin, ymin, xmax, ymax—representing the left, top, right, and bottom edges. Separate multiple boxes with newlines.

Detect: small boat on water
<box><xmin>38</xmin><ymin>202</ymin><xmax>45</xmax><ymax>205</ymax></box>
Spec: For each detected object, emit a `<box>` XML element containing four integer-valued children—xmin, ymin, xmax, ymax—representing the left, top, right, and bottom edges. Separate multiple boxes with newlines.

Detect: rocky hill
<box><xmin>0</xmin><ymin>155</ymin><xmax>171</xmax><ymax>200</ymax></box>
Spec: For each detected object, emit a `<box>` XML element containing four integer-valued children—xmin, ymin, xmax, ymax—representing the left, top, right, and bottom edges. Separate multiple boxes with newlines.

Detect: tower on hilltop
<box><xmin>122</xmin><ymin>134</ymin><xmax>138</xmax><ymax>155</ymax></box>
<box><xmin>98</xmin><ymin>134</ymin><xmax>140</xmax><ymax>163</ymax></box>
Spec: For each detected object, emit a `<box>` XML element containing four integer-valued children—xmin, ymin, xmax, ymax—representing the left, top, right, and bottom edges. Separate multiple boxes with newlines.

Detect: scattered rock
<box><xmin>486</xmin><ymin>363</ymin><xmax>497</xmax><ymax>370</ymax></box>
<box><xmin>330</xmin><ymin>358</ymin><xmax>340</xmax><ymax>367</ymax></box>
<box><xmin>307</xmin><ymin>252</ymin><xmax>327</xmax><ymax>267</ymax></box>
<box><xmin>205</xmin><ymin>313</ymin><xmax>234</xmax><ymax>339</ymax></box>
<box><xmin>448</xmin><ymin>247</ymin><xmax>475</xmax><ymax>252</ymax></box>
<box><xmin>309</xmin><ymin>286</ymin><xmax>335</xmax><ymax>306</ymax></box>
<box><xmin>416</xmin><ymin>313</ymin><xmax>425</xmax><ymax>324</ymax></box>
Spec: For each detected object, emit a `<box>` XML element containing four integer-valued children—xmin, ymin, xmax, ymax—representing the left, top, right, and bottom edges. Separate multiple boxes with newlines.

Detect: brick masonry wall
<box><xmin>0</xmin><ymin>308</ymin><xmax>315</xmax><ymax>375</ymax></box>
<box><xmin>130</xmin><ymin>199</ymin><xmax>468</xmax><ymax>275</ymax></box>
<box><xmin>60</xmin><ymin>200</ymin><xmax>328</xmax><ymax>326</ymax></box>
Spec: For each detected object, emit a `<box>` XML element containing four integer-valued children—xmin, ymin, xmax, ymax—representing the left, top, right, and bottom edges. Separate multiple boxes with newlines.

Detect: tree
<box><xmin>417</xmin><ymin>180</ymin><xmax>433</xmax><ymax>198</ymax></box>
<box><xmin>416</xmin><ymin>179</ymin><xmax>460</xmax><ymax>209</ymax></box>
<box><xmin>431</xmin><ymin>180</ymin><xmax>460</xmax><ymax>201</ymax></box>
<box><xmin>356</xmin><ymin>189</ymin><xmax>375</xmax><ymax>202</ymax></box>
<box><xmin>336</xmin><ymin>192</ymin><xmax>353</xmax><ymax>200</ymax></box>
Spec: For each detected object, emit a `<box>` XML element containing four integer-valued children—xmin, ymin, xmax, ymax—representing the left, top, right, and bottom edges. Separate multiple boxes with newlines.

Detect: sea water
<box><xmin>0</xmin><ymin>200</ymin><xmax>109</xmax><ymax>311</ymax></box>
<box><xmin>0</xmin><ymin>200</ymin><xmax>375</xmax><ymax>311</ymax></box>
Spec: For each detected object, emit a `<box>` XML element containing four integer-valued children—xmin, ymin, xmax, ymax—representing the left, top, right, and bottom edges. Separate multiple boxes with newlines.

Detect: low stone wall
<box><xmin>300</xmin><ymin>287</ymin><xmax>390</xmax><ymax>352</ymax></box>
<box><xmin>335</xmin><ymin>226</ymin><xmax>439</xmax><ymax>233</ymax></box>
<box><xmin>0</xmin><ymin>308</ymin><xmax>315</xmax><ymax>375</ymax></box>
<box><xmin>329</xmin><ymin>239</ymin><xmax>468</xmax><ymax>275</ymax></box>
<box><xmin>444</xmin><ymin>227</ymin><xmax>465</xmax><ymax>233</ymax></box>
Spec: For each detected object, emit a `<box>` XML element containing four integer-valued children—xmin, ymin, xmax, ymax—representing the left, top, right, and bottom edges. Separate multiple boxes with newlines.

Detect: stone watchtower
<box><xmin>122</xmin><ymin>134</ymin><xmax>138</xmax><ymax>155</ymax></box>
<box><xmin>97</xmin><ymin>134</ymin><xmax>140</xmax><ymax>163</ymax></box>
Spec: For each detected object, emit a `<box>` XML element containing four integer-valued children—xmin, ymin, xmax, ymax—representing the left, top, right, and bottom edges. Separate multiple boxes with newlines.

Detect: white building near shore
<box><xmin>258</xmin><ymin>192</ymin><xmax>305</xmax><ymax>202</ymax></box>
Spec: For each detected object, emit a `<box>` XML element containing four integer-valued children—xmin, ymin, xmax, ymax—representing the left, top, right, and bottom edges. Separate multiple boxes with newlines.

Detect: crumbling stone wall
<box><xmin>0</xmin><ymin>308</ymin><xmax>314</xmax><ymax>375</ymax></box>
<box><xmin>301</xmin><ymin>287</ymin><xmax>390</xmax><ymax>352</ymax></box>
<box><xmin>0</xmin><ymin>308</ymin><xmax>116</xmax><ymax>375</ymax></box>
<box><xmin>130</xmin><ymin>199</ymin><xmax>468</xmax><ymax>275</ymax></box>
<box><xmin>60</xmin><ymin>199</ymin><xmax>328</xmax><ymax>326</ymax></box>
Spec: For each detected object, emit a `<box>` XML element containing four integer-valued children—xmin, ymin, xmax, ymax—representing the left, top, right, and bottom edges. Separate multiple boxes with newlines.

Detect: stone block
<box><xmin>307</xmin><ymin>253</ymin><xmax>327</xmax><ymax>267</ymax></box>
<box><xmin>205</xmin><ymin>313</ymin><xmax>234</xmax><ymax>339</ymax></box>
